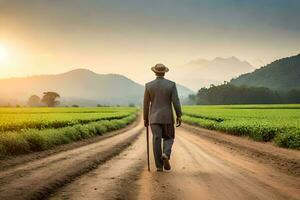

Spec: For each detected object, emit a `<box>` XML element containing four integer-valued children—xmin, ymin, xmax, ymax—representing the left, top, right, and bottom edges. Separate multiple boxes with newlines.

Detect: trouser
<box><xmin>150</xmin><ymin>124</ymin><xmax>174</xmax><ymax>169</ymax></box>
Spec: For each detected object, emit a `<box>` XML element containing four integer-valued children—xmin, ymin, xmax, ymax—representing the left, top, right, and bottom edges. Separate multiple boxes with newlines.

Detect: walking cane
<box><xmin>146</xmin><ymin>126</ymin><xmax>150</xmax><ymax>172</ymax></box>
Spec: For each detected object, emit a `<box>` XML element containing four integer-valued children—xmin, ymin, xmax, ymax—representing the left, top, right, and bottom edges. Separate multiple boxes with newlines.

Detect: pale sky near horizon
<box><xmin>0</xmin><ymin>0</ymin><xmax>300</xmax><ymax>84</ymax></box>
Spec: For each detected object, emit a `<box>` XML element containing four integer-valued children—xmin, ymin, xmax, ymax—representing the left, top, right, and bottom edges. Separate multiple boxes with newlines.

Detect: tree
<box><xmin>287</xmin><ymin>89</ymin><xmax>300</xmax><ymax>103</ymax></box>
<box><xmin>187</xmin><ymin>94</ymin><xmax>197</xmax><ymax>104</ymax></box>
<box><xmin>41</xmin><ymin>92</ymin><xmax>60</xmax><ymax>107</ymax></box>
<box><xmin>128</xmin><ymin>103</ymin><xmax>135</xmax><ymax>107</ymax></box>
<box><xmin>27</xmin><ymin>95</ymin><xmax>41</xmax><ymax>107</ymax></box>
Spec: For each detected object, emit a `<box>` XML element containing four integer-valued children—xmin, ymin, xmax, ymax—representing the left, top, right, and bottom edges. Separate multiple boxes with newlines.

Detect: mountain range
<box><xmin>170</xmin><ymin>57</ymin><xmax>255</xmax><ymax>91</ymax></box>
<box><xmin>231</xmin><ymin>54</ymin><xmax>300</xmax><ymax>91</ymax></box>
<box><xmin>0</xmin><ymin>69</ymin><xmax>194</xmax><ymax>106</ymax></box>
<box><xmin>3</xmin><ymin>54</ymin><xmax>296</xmax><ymax>107</ymax></box>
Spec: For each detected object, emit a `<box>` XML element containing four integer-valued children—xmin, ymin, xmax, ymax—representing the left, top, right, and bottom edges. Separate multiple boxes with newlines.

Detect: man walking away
<box><xmin>143</xmin><ymin>64</ymin><xmax>182</xmax><ymax>172</ymax></box>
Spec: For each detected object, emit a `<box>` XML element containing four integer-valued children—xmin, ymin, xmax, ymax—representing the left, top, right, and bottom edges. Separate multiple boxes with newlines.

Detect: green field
<box><xmin>0</xmin><ymin>107</ymin><xmax>138</xmax><ymax>157</ymax></box>
<box><xmin>182</xmin><ymin>105</ymin><xmax>300</xmax><ymax>149</ymax></box>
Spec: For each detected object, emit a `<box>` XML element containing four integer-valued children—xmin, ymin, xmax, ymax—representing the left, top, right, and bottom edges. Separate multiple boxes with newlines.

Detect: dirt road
<box><xmin>0</xmin><ymin>119</ymin><xmax>299</xmax><ymax>200</ymax></box>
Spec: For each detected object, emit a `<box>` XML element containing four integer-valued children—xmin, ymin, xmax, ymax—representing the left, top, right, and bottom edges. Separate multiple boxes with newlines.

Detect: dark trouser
<box><xmin>150</xmin><ymin>124</ymin><xmax>174</xmax><ymax>169</ymax></box>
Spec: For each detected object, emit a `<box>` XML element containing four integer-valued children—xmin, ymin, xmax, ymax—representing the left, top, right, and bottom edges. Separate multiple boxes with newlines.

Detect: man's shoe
<box><xmin>161</xmin><ymin>153</ymin><xmax>171</xmax><ymax>170</ymax></box>
<box><xmin>157</xmin><ymin>168</ymin><xmax>163</xmax><ymax>172</ymax></box>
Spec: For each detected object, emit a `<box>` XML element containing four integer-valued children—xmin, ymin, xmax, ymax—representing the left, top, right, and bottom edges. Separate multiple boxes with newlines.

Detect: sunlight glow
<box><xmin>0</xmin><ymin>44</ymin><xmax>8</xmax><ymax>63</ymax></box>
<box><xmin>0</xmin><ymin>44</ymin><xmax>9</xmax><ymax>65</ymax></box>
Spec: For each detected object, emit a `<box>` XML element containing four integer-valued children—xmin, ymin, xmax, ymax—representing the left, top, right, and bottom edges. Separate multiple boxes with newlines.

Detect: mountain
<box><xmin>230</xmin><ymin>54</ymin><xmax>300</xmax><ymax>91</ymax></box>
<box><xmin>0</xmin><ymin>68</ymin><xmax>194</xmax><ymax>106</ymax></box>
<box><xmin>170</xmin><ymin>57</ymin><xmax>254</xmax><ymax>91</ymax></box>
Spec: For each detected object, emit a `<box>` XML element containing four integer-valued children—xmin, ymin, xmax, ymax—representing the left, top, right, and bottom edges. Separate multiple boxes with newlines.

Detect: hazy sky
<box><xmin>0</xmin><ymin>0</ymin><xmax>300</xmax><ymax>83</ymax></box>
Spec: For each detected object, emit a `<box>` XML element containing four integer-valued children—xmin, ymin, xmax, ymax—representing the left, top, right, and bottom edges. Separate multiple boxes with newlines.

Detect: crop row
<box><xmin>0</xmin><ymin>108</ymin><xmax>137</xmax><ymax>132</ymax></box>
<box><xmin>0</xmin><ymin>107</ymin><xmax>136</xmax><ymax>113</ymax></box>
<box><xmin>0</xmin><ymin>113</ymin><xmax>137</xmax><ymax>157</ymax></box>
<box><xmin>182</xmin><ymin>105</ymin><xmax>300</xmax><ymax>149</ymax></box>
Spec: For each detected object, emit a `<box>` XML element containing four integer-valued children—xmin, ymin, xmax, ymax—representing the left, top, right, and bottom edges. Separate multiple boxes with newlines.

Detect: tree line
<box><xmin>188</xmin><ymin>84</ymin><xmax>300</xmax><ymax>105</ymax></box>
<box><xmin>28</xmin><ymin>92</ymin><xmax>60</xmax><ymax>107</ymax></box>
<box><xmin>27</xmin><ymin>92</ymin><xmax>136</xmax><ymax>107</ymax></box>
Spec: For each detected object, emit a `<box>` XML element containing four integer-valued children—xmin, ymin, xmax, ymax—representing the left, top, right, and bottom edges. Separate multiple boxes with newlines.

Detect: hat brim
<box><xmin>151</xmin><ymin>66</ymin><xmax>169</xmax><ymax>73</ymax></box>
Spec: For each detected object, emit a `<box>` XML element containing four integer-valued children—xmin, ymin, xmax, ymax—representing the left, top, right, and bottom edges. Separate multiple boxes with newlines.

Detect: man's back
<box><xmin>143</xmin><ymin>63</ymin><xmax>182</xmax><ymax>171</ymax></box>
<box><xmin>144</xmin><ymin>76</ymin><xmax>182</xmax><ymax>124</ymax></box>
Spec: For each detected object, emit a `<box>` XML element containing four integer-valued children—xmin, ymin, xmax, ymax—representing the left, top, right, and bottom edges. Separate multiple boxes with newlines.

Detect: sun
<box><xmin>0</xmin><ymin>44</ymin><xmax>9</xmax><ymax>64</ymax></box>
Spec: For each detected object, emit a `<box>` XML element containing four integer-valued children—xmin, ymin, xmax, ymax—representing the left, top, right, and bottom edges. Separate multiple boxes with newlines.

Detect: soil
<box><xmin>0</xmin><ymin>119</ymin><xmax>299</xmax><ymax>200</ymax></box>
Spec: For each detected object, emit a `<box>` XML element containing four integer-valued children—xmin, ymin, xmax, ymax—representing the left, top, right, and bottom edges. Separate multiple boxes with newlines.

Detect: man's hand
<box><xmin>176</xmin><ymin>117</ymin><xmax>182</xmax><ymax>127</ymax></box>
<box><xmin>144</xmin><ymin>120</ymin><xmax>149</xmax><ymax>127</ymax></box>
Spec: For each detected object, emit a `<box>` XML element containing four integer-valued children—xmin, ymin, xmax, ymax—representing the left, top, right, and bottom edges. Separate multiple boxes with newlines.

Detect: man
<box><xmin>143</xmin><ymin>63</ymin><xmax>182</xmax><ymax>172</ymax></box>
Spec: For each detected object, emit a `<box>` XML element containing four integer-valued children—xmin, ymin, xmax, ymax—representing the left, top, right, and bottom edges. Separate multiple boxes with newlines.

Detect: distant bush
<box><xmin>128</xmin><ymin>103</ymin><xmax>135</xmax><ymax>107</ymax></box>
<box><xmin>97</xmin><ymin>104</ymin><xmax>109</xmax><ymax>107</ymax></box>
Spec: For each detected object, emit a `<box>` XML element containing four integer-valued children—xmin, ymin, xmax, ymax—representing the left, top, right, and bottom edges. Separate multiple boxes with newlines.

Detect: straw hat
<box><xmin>151</xmin><ymin>64</ymin><xmax>169</xmax><ymax>73</ymax></box>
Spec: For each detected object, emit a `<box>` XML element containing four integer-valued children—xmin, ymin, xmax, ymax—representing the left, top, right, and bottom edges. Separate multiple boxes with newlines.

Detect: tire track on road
<box><xmin>136</xmin><ymin>127</ymin><xmax>299</xmax><ymax>200</ymax></box>
<box><xmin>0</xmin><ymin>120</ymin><xmax>143</xmax><ymax>200</ymax></box>
<box><xmin>50</xmin><ymin>132</ymin><xmax>146</xmax><ymax>200</ymax></box>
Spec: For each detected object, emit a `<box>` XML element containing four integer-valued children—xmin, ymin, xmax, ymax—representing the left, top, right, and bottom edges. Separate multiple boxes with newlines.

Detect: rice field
<box><xmin>182</xmin><ymin>104</ymin><xmax>300</xmax><ymax>149</ymax></box>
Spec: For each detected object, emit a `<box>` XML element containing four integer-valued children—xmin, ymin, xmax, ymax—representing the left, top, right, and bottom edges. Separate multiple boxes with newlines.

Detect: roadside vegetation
<box><xmin>0</xmin><ymin>107</ymin><xmax>138</xmax><ymax>157</ymax></box>
<box><xmin>182</xmin><ymin>105</ymin><xmax>300</xmax><ymax>149</ymax></box>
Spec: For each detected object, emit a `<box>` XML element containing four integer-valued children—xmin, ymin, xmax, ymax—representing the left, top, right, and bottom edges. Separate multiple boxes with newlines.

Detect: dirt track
<box><xmin>0</xmin><ymin>119</ymin><xmax>299</xmax><ymax>200</ymax></box>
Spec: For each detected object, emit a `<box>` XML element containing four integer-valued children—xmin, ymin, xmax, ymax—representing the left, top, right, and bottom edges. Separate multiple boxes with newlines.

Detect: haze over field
<box><xmin>170</xmin><ymin>56</ymin><xmax>254</xmax><ymax>90</ymax></box>
<box><xmin>0</xmin><ymin>2</ymin><xmax>299</xmax><ymax>200</ymax></box>
<box><xmin>0</xmin><ymin>69</ymin><xmax>194</xmax><ymax>106</ymax></box>
<box><xmin>0</xmin><ymin>0</ymin><xmax>300</xmax><ymax>85</ymax></box>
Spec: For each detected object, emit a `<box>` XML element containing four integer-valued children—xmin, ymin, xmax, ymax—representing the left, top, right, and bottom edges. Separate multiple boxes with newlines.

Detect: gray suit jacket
<box><xmin>143</xmin><ymin>77</ymin><xmax>182</xmax><ymax>124</ymax></box>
